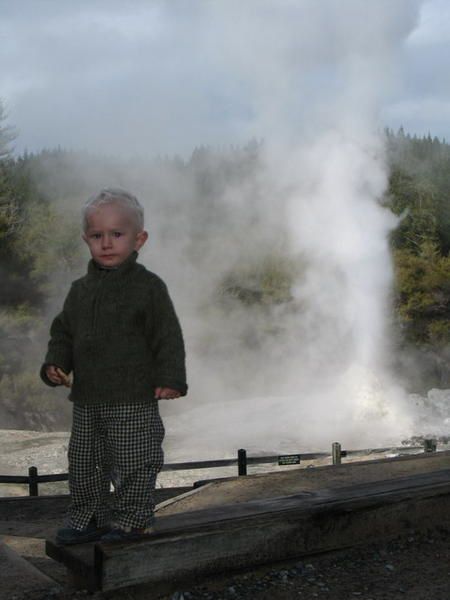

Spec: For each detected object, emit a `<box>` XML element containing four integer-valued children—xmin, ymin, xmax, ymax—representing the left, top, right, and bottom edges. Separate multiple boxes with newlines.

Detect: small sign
<box><xmin>278</xmin><ymin>454</ymin><xmax>301</xmax><ymax>466</ymax></box>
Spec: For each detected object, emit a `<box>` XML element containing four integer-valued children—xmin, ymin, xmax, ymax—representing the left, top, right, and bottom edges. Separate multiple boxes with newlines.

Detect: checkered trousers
<box><xmin>68</xmin><ymin>401</ymin><xmax>165</xmax><ymax>531</ymax></box>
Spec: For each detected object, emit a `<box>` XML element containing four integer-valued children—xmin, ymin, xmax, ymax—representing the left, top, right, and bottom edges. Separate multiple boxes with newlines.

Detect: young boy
<box><xmin>40</xmin><ymin>188</ymin><xmax>187</xmax><ymax>544</ymax></box>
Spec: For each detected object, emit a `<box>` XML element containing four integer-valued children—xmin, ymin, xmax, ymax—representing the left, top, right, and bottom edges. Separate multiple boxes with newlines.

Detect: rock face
<box><xmin>407</xmin><ymin>388</ymin><xmax>450</xmax><ymax>440</ymax></box>
<box><xmin>427</xmin><ymin>388</ymin><xmax>450</xmax><ymax>419</ymax></box>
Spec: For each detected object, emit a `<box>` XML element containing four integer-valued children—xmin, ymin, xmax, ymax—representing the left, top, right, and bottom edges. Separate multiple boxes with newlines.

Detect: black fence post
<box><xmin>28</xmin><ymin>466</ymin><xmax>39</xmax><ymax>496</ymax></box>
<box><xmin>238</xmin><ymin>449</ymin><xmax>247</xmax><ymax>476</ymax></box>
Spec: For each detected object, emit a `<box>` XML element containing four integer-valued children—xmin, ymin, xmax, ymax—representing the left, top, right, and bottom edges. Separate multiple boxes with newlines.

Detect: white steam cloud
<box><xmin>31</xmin><ymin>1</ymin><xmax>426</xmax><ymax>457</ymax></box>
<box><xmin>155</xmin><ymin>0</ymin><xmax>422</xmax><ymax>457</ymax></box>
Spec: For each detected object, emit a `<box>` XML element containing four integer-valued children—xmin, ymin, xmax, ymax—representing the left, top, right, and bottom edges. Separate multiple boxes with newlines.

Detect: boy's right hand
<box><xmin>46</xmin><ymin>365</ymin><xmax>72</xmax><ymax>387</ymax></box>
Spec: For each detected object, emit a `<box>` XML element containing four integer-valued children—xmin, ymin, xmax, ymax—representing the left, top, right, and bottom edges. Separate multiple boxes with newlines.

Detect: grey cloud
<box><xmin>1</xmin><ymin>0</ymin><xmax>434</xmax><ymax>156</ymax></box>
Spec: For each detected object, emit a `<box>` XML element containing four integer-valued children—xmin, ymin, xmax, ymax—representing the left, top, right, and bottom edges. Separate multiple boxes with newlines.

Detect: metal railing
<box><xmin>0</xmin><ymin>439</ymin><xmax>439</xmax><ymax>497</ymax></box>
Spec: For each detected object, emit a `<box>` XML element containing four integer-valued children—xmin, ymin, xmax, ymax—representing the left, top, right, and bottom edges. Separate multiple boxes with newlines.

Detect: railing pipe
<box><xmin>161</xmin><ymin>458</ymin><xmax>237</xmax><ymax>471</ymax></box>
<box><xmin>0</xmin><ymin>443</ymin><xmax>441</xmax><ymax>496</ymax></box>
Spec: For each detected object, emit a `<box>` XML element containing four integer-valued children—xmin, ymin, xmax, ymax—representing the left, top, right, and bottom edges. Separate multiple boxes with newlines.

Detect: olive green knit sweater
<box><xmin>40</xmin><ymin>250</ymin><xmax>187</xmax><ymax>404</ymax></box>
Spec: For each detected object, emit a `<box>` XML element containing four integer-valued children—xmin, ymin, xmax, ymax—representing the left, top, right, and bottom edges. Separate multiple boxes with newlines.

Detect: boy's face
<box><xmin>82</xmin><ymin>203</ymin><xmax>148</xmax><ymax>268</ymax></box>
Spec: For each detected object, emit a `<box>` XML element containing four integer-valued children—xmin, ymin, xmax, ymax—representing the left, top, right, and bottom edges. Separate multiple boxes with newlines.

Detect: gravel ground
<box><xmin>164</xmin><ymin>527</ymin><xmax>450</xmax><ymax>600</ymax></box>
<box><xmin>9</xmin><ymin>527</ymin><xmax>449</xmax><ymax>600</ymax></box>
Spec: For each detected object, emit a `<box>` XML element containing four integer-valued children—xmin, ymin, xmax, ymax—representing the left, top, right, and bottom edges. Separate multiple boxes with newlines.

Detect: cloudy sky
<box><xmin>1</xmin><ymin>0</ymin><xmax>449</xmax><ymax>158</ymax></box>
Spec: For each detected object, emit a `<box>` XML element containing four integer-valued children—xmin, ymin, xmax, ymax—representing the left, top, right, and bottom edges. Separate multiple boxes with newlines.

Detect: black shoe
<box><xmin>100</xmin><ymin>526</ymin><xmax>155</xmax><ymax>543</ymax></box>
<box><xmin>56</xmin><ymin>521</ymin><xmax>110</xmax><ymax>545</ymax></box>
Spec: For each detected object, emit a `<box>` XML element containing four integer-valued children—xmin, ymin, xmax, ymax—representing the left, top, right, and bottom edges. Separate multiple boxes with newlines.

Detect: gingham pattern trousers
<box><xmin>68</xmin><ymin>402</ymin><xmax>165</xmax><ymax>531</ymax></box>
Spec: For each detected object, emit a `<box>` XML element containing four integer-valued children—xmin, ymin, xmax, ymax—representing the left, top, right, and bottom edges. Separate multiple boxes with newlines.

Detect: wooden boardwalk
<box><xmin>46</xmin><ymin>452</ymin><xmax>450</xmax><ymax>595</ymax></box>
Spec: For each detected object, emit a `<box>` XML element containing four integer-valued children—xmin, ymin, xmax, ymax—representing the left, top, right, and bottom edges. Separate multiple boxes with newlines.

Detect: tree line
<box><xmin>385</xmin><ymin>128</ymin><xmax>450</xmax><ymax>350</ymax></box>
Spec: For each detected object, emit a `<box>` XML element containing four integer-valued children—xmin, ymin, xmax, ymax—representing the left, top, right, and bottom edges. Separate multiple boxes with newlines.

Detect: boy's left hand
<box><xmin>154</xmin><ymin>386</ymin><xmax>181</xmax><ymax>400</ymax></box>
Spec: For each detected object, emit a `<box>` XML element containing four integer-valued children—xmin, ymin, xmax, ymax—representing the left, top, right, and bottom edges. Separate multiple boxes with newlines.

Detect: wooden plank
<box><xmin>44</xmin><ymin>466</ymin><xmax>450</xmax><ymax>592</ymax></box>
<box><xmin>93</xmin><ymin>468</ymin><xmax>450</xmax><ymax>592</ymax></box>
<box><xmin>98</xmin><ymin>469</ymin><xmax>450</xmax><ymax>534</ymax></box>
<box><xmin>98</xmin><ymin>494</ymin><xmax>449</xmax><ymax>594</ymax></box>
<box><xmin>46</xmin><ymin>540</ymin><xmax>98</xmax><ymax>592</ymax></box>
<box><xmin>162</xmin><ymin>449</ymin><xmax>450</xmax><ymax>515</ymax></box>
<box><xmin>155</xmin><ymin>483</ymin><xmax>215</xmax><ymax>513</ymax></box>
<box><xmin>0</xmin><ymin>495</ymin><xmax>70</xmax><ymax>521</ymax></box>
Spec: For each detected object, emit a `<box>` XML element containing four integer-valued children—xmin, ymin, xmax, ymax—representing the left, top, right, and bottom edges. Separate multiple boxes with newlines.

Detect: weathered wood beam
<box><xmin>46</xmin><ymin>468</ymin><xmax>450</xmax><ymax>593</ymax></box>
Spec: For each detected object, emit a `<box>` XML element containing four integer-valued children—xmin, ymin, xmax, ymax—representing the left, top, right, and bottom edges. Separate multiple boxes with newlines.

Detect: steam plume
<box><xmin>17</xmin><ymin>1</ymin><xmax>426</xmax><ymax>455</ymax></box>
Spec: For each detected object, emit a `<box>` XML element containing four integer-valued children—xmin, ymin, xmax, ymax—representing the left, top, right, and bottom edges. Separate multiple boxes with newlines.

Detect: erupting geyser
<box><xmin>160</xmin><ymin>2</ymin><xmax>423</xmax><ymax>456</ymax></box>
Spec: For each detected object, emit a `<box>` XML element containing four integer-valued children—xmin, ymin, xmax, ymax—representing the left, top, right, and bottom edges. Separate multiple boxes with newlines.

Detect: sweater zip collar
<box><xmin>87</xmin><ymin>250</ymin><xmax>139</xmax><ymax>281</ymax></box>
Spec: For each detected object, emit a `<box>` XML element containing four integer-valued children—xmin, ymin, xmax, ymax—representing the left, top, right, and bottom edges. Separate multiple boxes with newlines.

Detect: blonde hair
<box><xmin>82</xmin><ymin>188</ymin><xmax>144</xmax><ymax>232</ymax></box>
